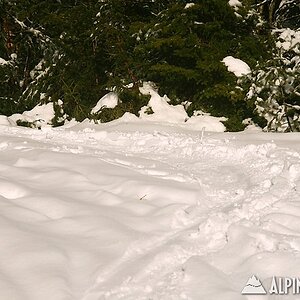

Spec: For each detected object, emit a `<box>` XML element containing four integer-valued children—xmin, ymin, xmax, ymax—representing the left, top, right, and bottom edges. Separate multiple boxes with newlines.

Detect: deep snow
<box><xmin>0</xmin><ymin>118</ymin><xmax>300</xmax><ymax>300</ymax></box>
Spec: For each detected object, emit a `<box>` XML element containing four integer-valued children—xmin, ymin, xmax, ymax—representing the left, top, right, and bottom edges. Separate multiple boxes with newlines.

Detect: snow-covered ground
<box><xmin>0</xmin><ymin>119</ymin><xmax>300</xmax><ymax>300</ymax></box>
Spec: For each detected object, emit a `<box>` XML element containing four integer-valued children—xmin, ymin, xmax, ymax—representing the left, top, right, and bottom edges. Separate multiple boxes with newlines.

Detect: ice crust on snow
<box><xmin>0</xmin><ymin>117</ymin><xmax>300</xmax><ymax>300</ymax></box>
<box><xmin>222</xmin><ymin>56</ymin><xmax>251</xmax><ymax>77</ymax></box>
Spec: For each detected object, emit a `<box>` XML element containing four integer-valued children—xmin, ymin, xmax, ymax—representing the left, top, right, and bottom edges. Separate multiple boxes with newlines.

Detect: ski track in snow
<box><xmin>0</xmin><ymin>124</ymin><xmax>300</xmax><ymax>300</ymax></box>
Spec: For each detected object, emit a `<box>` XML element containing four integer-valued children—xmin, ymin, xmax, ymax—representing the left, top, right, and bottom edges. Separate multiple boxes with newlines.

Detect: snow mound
<box><xmin>106</xmin><ymin>112</ymin><xmax>140</xmax><ymax>125</ymax></box>
<box><xmin>0</xmin><ymin>121</ymin><xmax>300</xmax><ymax>300</ymax></box>
<box><xmin>222</xmin><ymin>56</ymin><xmax>251</xmax><ymax>77</ymax></box>
<box><xmin>0</xmin><ymin>57</ymin><xmax>9</xmax><ymax>65</ymax></box>
<box><xmin>228</xmin><ymin>0</ymin><xmax>242</xmax><ymax>10</ymax></box>
<box><xmin>0</xmin><ymin>115</ymin><xmax>10</xmax><ymax>126</ymax></box>
<box><xmin>138</xmin><ymin>83</ymin><xmax>226</xmax><ymax>131</ymax></box>
<box><xmin>139</xmin><ymin>82</ymin><xmax>188</xmax><ymax>123</ymax></box>
<box><xmin>185</xmin><ymin>114</ymin><xmax>226</xmax><ymax>132</ymax></box>
<box><xmin>0</xmin><ymin>82</ymin><xmax>226</xmax><ymax>132</ymax></box>
<box><xmin>91</xmin><ymin>92</ymin><xmax>118</xmax><ymax>113</ymax></box>
<box><xmin>9</xmin><ymin>103</ymin><xmax>55</xmax><ymax>127</ymax></box>
<box><xmin>185</xmin><ymin>3</ymin><xmax>195</xmax><ymax>9</ymax></box>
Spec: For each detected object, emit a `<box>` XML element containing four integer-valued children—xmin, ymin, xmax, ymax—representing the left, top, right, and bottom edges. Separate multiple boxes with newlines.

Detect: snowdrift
<box><xmin>0</xmin><ymin>118</ymin><xmax>299</xmax><ymax>299</ymax></box>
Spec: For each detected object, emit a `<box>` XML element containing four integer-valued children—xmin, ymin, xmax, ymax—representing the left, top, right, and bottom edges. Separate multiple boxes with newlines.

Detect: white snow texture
<box><xmin>91</xmin><ymin>92</ymin><xmax>119</xmax><ymax>113</ymax></box>
<box><xmin>228</xmin><ymin>0</ymin><xmax>242</xmax><ymax>10</ymax></box>
<box><xmin>222</xmin><ymin>56</ymin><xmax>251</xmax><ymax>77</ymax></box>
<box><xmin>0</xmin><ymin>113</ymin><xmax>300</xmax><ymax>299</ymax></box>
<box><xmin>0</xmin><ymin>57</ymin><xmax>9</xmax><ymax>65</ymax></box>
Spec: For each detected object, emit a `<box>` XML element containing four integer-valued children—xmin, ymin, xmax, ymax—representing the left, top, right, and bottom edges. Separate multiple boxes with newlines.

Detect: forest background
<box><xmin>0</xmin><ymin>0</ymin><xmax>299</xmax><ymax>131</ymax></box>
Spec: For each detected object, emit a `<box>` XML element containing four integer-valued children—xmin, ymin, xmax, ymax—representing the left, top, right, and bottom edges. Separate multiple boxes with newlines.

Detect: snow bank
<box><xmin>138</xmin><ymin>82</ymin><xmax>226</xmax><ymax>131</ymax></box>
<box><xmin>185</xmin><ymin>114</ymin><xmax>226</xmax><ymax>132</ymax></box>
<box><xmin>0</xmin><ymin>115</ymin><xmax>10</xmax><ymax>126</ymax></box>
<box><xmin>139</xmin><ymin>83</ymin><xmax>188</xmax><ymax>123</ymax></box>
<box><xmin>0</xmin><ymin>82</ymin><xmax>226</xmax><ymax>132</ymax></box>
<box><xmin>222</xmin><ymin>56</ymin><xmax>251</xmax><ymax>77</ymax></box>
<box><xmin>9</xmin><ymin>103</ymin><xmax>55</xmax><ymax>127</ymax></box>
<box><xmin>0</xmin><ymin>123</ymin><xmax>299</xmax><ymax>300</ymax></box>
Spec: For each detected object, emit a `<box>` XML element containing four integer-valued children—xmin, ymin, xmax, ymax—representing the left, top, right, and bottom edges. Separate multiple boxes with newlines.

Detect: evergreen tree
<box><xmin>27</xmin><ymin>0</ymin><xmax>103</xmax><ymax>121</ymax></box>
<box><xmin>276</xmin><ymin>0</ymin><xmax>300</xmax><ymax>29</ymax></box>
<box><xmin>0</xmin><ymin>0</ymin><xmax>55</xmax><ymax>115</ymax></box>
<box><xmin>1</xmin><ymin>0</ymin><xmax>297</xmax><ymax>131</ymax></box>
<box><xmin>91</xmin><ymin>0</ymin><xmax>160</xmax><ymax>119</ymax></box>
<box><xmin>255</xmin><ymin>0</ymin><xmax>299</xmax><ymax>28</ymax></box>
<box><xmin>133</xmin><ymin>0</ymin><xmax>270</xmax><ymax>130</ymax></box>
<box><xmin>245</xmin><ymin>28</ymin><xmax>300</xmax><ymax>131</ymax></box>
<box><xmin>243</xmin><ymin>0</ymin><xmax>300</xmax><ymax>131</ymax></box>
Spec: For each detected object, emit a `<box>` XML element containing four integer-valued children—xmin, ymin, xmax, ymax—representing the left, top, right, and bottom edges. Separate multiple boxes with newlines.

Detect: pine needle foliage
<box><xmin>0</xmin><ymin>0</ymin><xmax>299</xmax><ymax>131</ymax></box>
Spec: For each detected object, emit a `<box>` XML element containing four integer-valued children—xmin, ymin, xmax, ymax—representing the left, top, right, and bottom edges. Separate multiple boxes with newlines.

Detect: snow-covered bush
<box><xmin>246</xmin><ymin>28</ymin><xmax>300</xmax><ymax>132</ymax></box>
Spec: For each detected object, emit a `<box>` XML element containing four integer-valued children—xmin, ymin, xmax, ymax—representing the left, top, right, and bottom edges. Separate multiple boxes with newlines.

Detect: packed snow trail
<box><xmin>0</xmin><ymin>122</ymin><xmax>300</xmax><ymax>300</ymax></box>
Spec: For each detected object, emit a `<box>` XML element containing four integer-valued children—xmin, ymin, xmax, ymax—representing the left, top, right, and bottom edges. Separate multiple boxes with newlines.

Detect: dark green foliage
<box><xmin>0</xmin><ymin>0</ymin><xmax>298</xmax><ymax>131</ymax></box>
<box><xmin>16</xmin><ymin>119</ymin><xmax>41</xmax><ymax>129</ymax></box>
<box><xmin>244</xmin><ymin>30</ymin><xmax>300</xmax><ymax>132</ymax></box>
<box><xmin>136</xmin><ymin>0</ymin><xmax>270</xmax><ymax>129</ymax></box>
<box><xmin>222</xmin><ymin>116</ymin><xmax>247</xmax><ymax>132</ymax></box>
<box><xmin>275</xmin><ymin>1</ymin><xmax>300</xmax><ymax>28</ymax></box>
<box><xmin>0</xmin><ymin>0</ymin><xmax>57</xmax><ymax>115</ymax></box>
<box><xmin>93</xmin><ymin>106</ymin><xmax>126</xmax><ymax>123</ymax></box>
<box><xmin>256</xmin><ymin>0</ymin><xmax>300</xmax><ymax>29</ymax></box>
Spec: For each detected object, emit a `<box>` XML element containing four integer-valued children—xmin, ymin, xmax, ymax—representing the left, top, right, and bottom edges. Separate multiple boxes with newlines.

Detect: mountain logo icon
<box><xmin>241</xmin><ymin>275</ymin><xmax>267</xmax><ymax>295</ymax></box>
